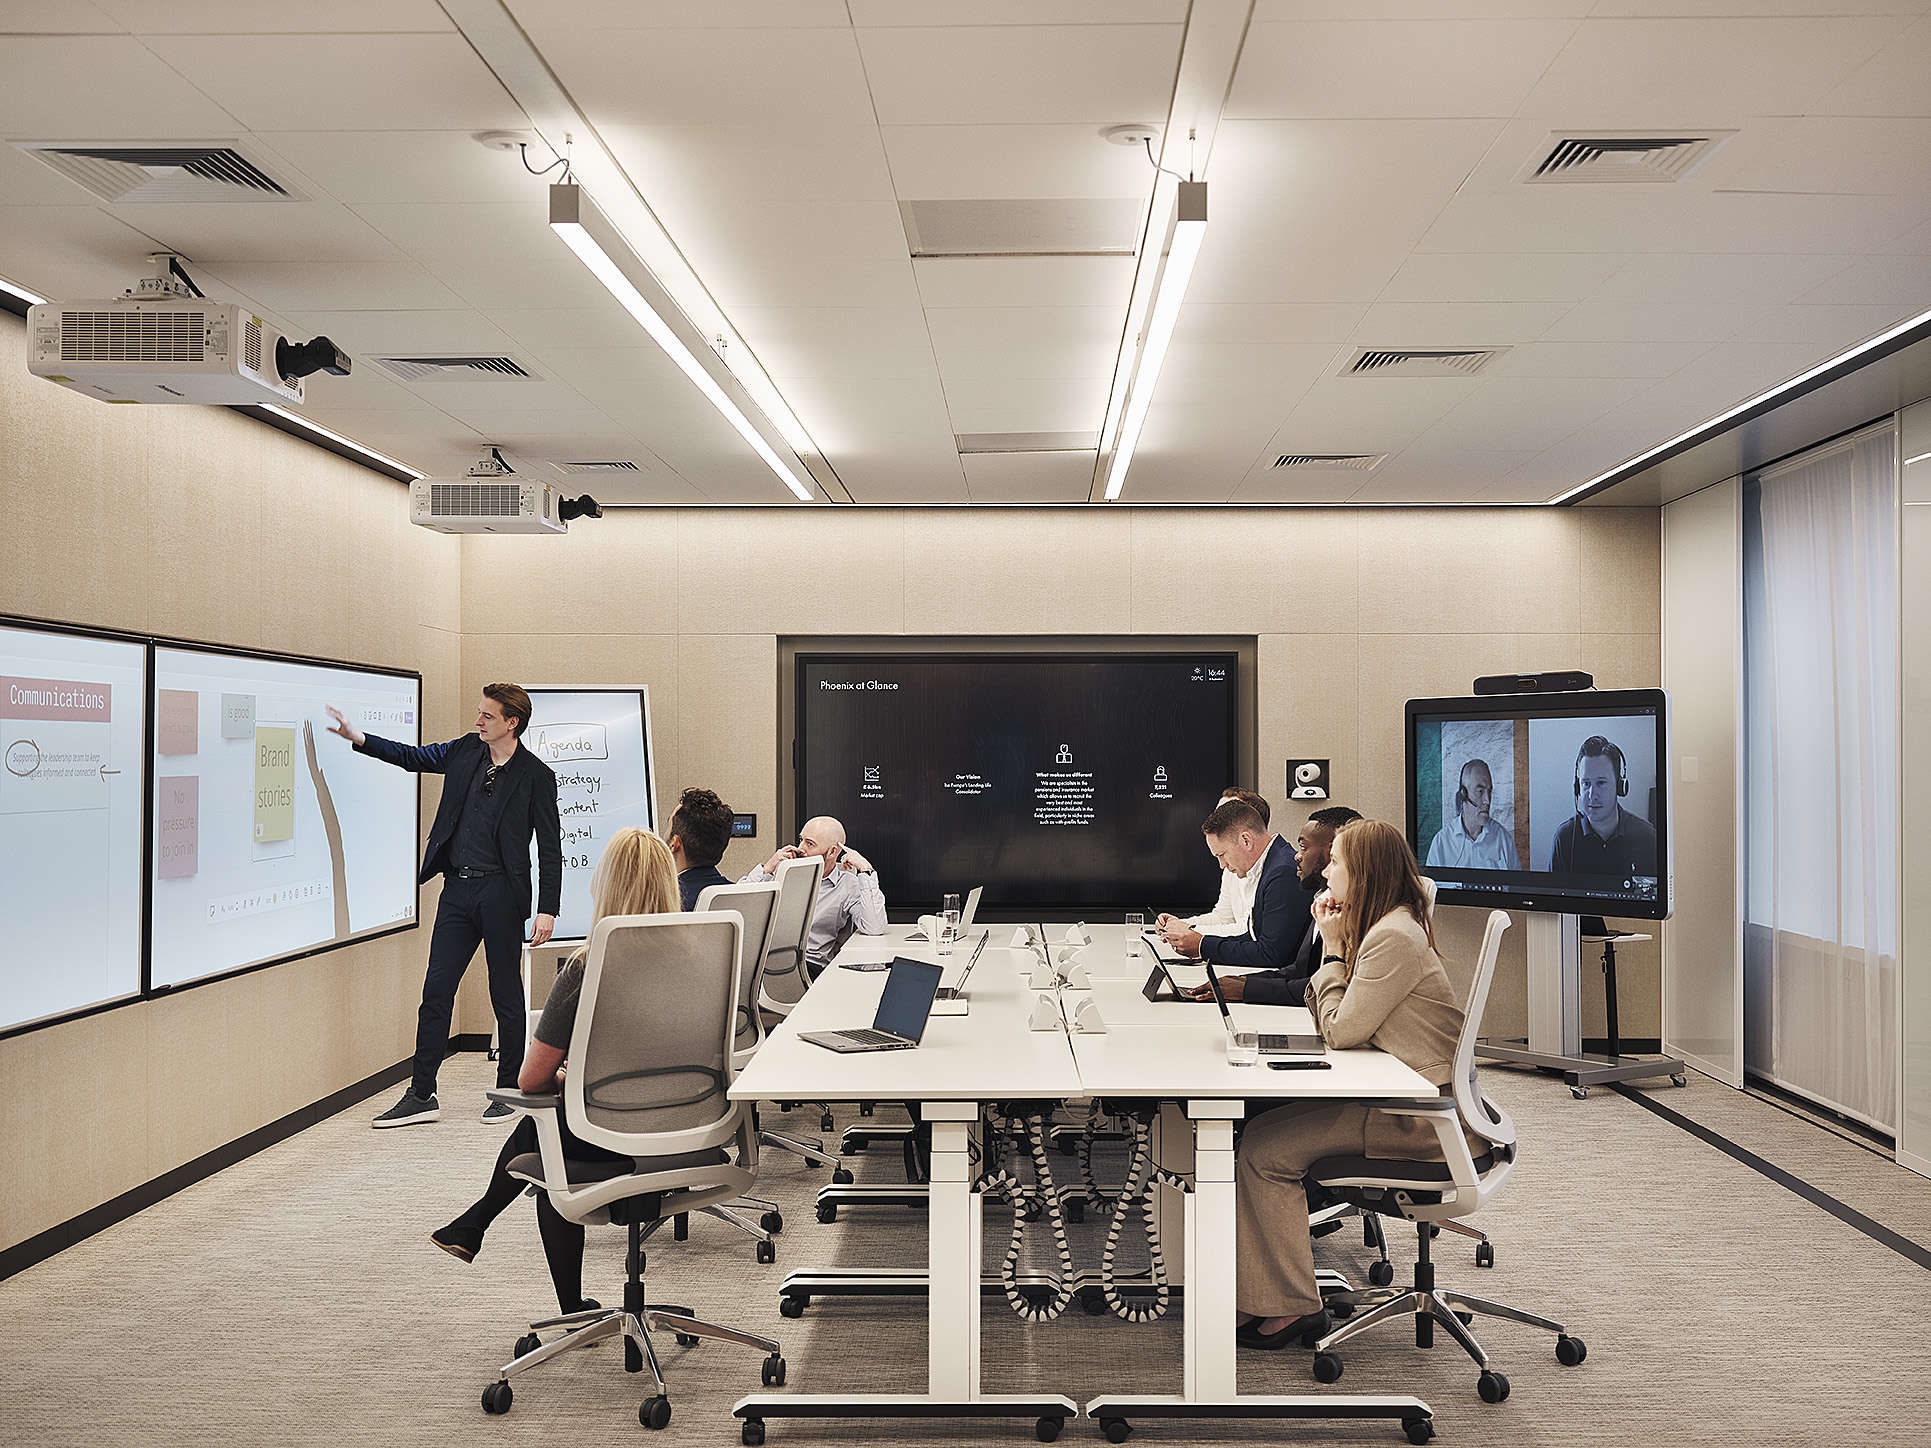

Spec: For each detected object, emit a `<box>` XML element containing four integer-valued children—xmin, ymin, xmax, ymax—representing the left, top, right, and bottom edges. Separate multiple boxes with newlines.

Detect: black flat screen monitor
<box><xmin>1405</xmin><ymin>688</ymin><xmax>1672</xmax><ymax>920</ymax></box>
<box><xmin>796</xmin><ymin>652</ymin><xmax>1236</xmax><ymax>914</ymax></box>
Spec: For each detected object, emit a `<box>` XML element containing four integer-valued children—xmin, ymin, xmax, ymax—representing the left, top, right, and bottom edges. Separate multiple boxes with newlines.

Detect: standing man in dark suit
<box><xmin>327</xmin><ymin>683</ymin><xmax>561</xmax><ymax>1128</ymax></box>
<box><xmin>1160</xmin><ymin>797</ymin><xmax>1313</xmax><ymax>985</ymax></box>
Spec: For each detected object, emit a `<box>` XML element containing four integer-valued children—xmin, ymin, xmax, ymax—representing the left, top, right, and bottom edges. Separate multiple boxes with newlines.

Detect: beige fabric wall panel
<box><xmin>0</xmin><ymin>313</ymin><xmax>459</xmax><ymax>1254</ymax></box>
<box><xmin>1135</xmin><ymin>513</ymin><xmax>1360</xmax><ymax>634</ymax></box>
<box><xmin>902</xmin><ymin>509</ymin><xmax>1132</xmax><ymax>635</ymax></box>
<box><xmin>677</xmin><ymin>634</ymin><xmax>780</xmax><ymax>883</ymax></box>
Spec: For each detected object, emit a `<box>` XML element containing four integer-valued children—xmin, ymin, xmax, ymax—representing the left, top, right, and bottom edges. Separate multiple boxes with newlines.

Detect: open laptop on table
<box><xmin>908</xmin><ymin>885</ymin><xmax>983</xmax><ymax>941</ymax></box>
<box><xmin>931</xmin><ymin>931</ymin><xmax>991</xmax><ymax>1015</ymax></box>
<box><xmin>1201</xmin><ymin>961</ymin><xmax>1326</xmax><ymax>1058</ymax></box>
<box><xmin>801</xmin><ymin>958</ymin><xmax>945</xmax><ymax>1053</ymax></box>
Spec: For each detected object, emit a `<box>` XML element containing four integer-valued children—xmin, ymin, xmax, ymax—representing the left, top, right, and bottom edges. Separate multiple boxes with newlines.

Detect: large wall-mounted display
<box><xmin>0</xmin><ymin>620</ymin><xmax>148</xmax><ymax>1033</ymax></box>
<box><xmin>1407</xmin><ymin>687</ymin><xmax>1672</xmax><ymax>920</ymax></box>
<box><xmin>149</xmin><ymin>646</ymin><xmax>421</xmax><ymax>990</ymax></box>
<box><xmin>797</xmin><ymin>652</ymin><xmax>1237</xmax><ymax>913</ymax></box>
<box><xmin>523</xmin><ymin>687</ymin><xmax>657</xmax><ymax>943</ymax></box>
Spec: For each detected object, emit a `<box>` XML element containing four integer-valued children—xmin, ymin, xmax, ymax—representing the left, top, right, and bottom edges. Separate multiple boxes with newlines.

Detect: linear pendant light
<box><xmin>1103</xmin><ymin>180</ymin><xmax>1207</xmax><ymax>502</ymax></box>
<box><xmin>549</xmin><ymin>182</ymin><xmax>814</xmax><ymax>502</ymax></box>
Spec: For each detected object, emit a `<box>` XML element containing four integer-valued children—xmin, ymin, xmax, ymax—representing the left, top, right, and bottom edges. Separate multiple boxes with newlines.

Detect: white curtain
<box><xmin>1743</xmin><ymin>425</ymin><xmax>1898</xmax><ymax>1130</ymax></box>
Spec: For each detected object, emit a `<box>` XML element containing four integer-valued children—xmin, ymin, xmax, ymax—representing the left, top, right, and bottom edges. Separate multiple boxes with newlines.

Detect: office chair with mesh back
<box><xmin>753</xmin><ymin>856</ymin><xmax>852</xmax><ymax>1181</ymax></box>
<box><xmin>479</xmin><ymin>912</ymin><xmax>787</xmax><ymax>1431</ymax></box>
<box><xmin>688</xmin><ymin>880</ymin><xmax>784</xmax><ymax>1257</ymax></box>
<box><xmin>1307</xmin><ymin>909</ymin><xmax>1587</xmax><ymax>1404</ymax></box>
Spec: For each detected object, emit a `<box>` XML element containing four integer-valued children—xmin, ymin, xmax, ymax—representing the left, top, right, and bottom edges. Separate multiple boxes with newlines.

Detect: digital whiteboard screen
<box><xmin>524</xmin><ymin>688</ymin><xmax>656</xmax><ymax>943</ymax></box>
<box><xmin>1</xmin><ymin>621</ymin><xmax>147</xmax><ymax>1033</ymax></box>
<box><xmin>150</xmin><ymin>647</ymin><xmax>421</xmax><ymax>989</ymax></box>
<box><xmin>797</xmin><ymin>652</ymin><xmax>1237</xmax><ymax>913</ymax></box>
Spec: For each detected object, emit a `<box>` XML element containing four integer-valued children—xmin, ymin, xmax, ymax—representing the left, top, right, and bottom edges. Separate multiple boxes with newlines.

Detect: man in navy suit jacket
<box><xmin>1161</xmin><ymin>798</ymin><xmax>1313</xmax><ymax>999</ymax></box>
<box><xmin>328</xmin><ymin>684</ymin><xmax>560</xmax><ymax>1129</ymax></box>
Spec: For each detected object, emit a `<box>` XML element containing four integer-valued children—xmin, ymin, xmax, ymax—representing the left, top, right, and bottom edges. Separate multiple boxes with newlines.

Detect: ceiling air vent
<box><xmin>1272</xmin><ymin>453</ymin><xmax>1386</xmax><ymax>472</ymax></box>
<box><xmin>555</xmin><ymin>460</ymin><xmax>642</xmax><ymax>474</ymax></box>
<box><xmin>902</xmin><ymin>199</ymin><xmax>1143</xmax><ymax>258</ymax></box>
<box><xmin>1346</xmin><ymin>348</ymin><xmax>1505</xmax><ymax>378</ymax></box>
<box><xmin>13</xmin><ymin>140</ymin><xmax>299</xmax><ymax>203</ymax></box>
<box><xmin>373</xmin><ymin>355</ymin><xmax>535</xmax><ymax>381</ymax></box>
<box><xmin>1522</xmin><ymin>132</ymin><xmax>1734</xmax><ymax>185</ymax></box>
<box><xmin>955</xmin><ymin>431</ymin><xmax>1099</xmax><ymax>454</ymax></box>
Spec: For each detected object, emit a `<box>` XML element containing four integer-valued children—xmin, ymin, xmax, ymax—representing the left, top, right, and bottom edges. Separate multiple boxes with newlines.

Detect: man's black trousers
<box><xmin>414</xmin><ymin>872</ymin><xmax>526</xmax><ymax>1099</ymax></box>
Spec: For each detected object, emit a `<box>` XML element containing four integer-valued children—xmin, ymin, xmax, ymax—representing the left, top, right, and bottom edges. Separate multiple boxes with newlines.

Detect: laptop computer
<box><xmin>801</xmin><ymin>958</ymin><xmax>945</xmax><ymax>1053</ymax></box>
<box><xmin>1201</xmin><ymin>961</ymin><xmax>1326</xmax><ymax>1058</ymax></box>
<box><xmin>908</xmin><ymin>885</ymin><xmax>983</xmax><ymax>941</ymax></box>
<box><xmin>932</xmin><ymin>931</ymin><xmax>991</xmax><ymax>1014</ymax></box>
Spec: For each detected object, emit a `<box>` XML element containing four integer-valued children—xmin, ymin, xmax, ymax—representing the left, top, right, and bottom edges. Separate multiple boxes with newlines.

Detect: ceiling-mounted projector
<box><xmin>410</xmin><ymin>449</ymin><xmax>601</xmax><ymax>536</ymax></box>
<box><xmin>26</xmin><ymin>252</ymin><xmax>349</xmax><ymax>406</ymax></box>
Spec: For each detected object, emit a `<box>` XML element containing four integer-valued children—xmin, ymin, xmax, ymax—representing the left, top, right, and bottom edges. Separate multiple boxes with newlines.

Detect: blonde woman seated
<box><xmin>1234</xmin><ymin>818</ymin><xmax>1466</xmax><ymax>1350</ymax></box>
<box><xmin>430</xmin><ymin>827</ymin><xmax>677</xmax><ymax>1314</ymax></box>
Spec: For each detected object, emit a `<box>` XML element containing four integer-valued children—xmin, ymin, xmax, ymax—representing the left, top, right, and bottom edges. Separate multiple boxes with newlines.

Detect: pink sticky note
<box><xmin>158</xmin><ymin>690</ymin><xmax>198</xmax><ymax>756</ymax></box>
<box><xmin>157</xmin><ymin>775</ymin><xmax>199</xmax><ymax>879</ymax></box>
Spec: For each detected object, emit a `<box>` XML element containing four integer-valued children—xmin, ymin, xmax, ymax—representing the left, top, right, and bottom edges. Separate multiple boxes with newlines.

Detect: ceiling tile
<box><xmin>494</xmin><ymin>309</ymin><xmax>662</xmax><ymax>353</ymax></box>
<box><xmin>1807</xmin><ymin>13</ymin><xmax>1931</xmax><ymax>115</ymax></box>
<box><xmin>0</xmin><ymin>203</ymin><xmax>180</xmax><ymax>302</ymax></box>
<box><xmin>852</xmin><ymin>2</ymin><xmax>1185</xmax><ymax>22</ymax></box>
<box><xmin>601</xmin><ymin>123</ymin><xmax>896</xmax><ymax>206</ymax></box>
<box><xmin>143</xmin><ymin>34</ymin><xmax>525</xmax><ymax>132</ymax></box>
<box><xmin>1706</xmin><ymin>117</ymin><xmax>1931</xmax><ymax>196</ymax></box>
<box><xmin>1799</xmin><ymin>254</ymin><xmax>1931</xmax><ymax>306</ymax></box>
<box><xmin>880</xmin><ymin>124</ymin><xmax>1156</xmax><ymax>201</ymax></box>
<box><xmin>93</xmin><ymin>1</ymin><xmax>453</xmax><ymax>31</ymax></box>
<box><xmin>1378</xmin><ymin>252</ymin><xmax>1626</xmax><ymax>304</ymax></box>
<box><xmin>1349</xmin><ymin>301</ymin><xmax>1572</xmax><ymax>346</ymax></box>
<box><xmin>1228</xmin><ymin>18</ymin><xmax>1582</xmax><ymax>119</ymax></box>
<box><xmin>1413</xmin><ymin>377</ymin><xmax>1648</xmax><ymax>453</ymax></box>
<box><xmin>253</xmin><ymin>131</ymin><xmax>541</xmax><ymax>206</ymax></box>
<box><xmin>509</xmin><ymin>1</ymin><xmax>852</xmax><ymax>27</ymax></box>
<box><xmin>190</xmin><ymin>261</ymin><xmax>463</xmax><ymax>314</ymax></box>
<box><xmin>961</xmin><ymin>450</ymin><xmax>1095</xmax><ymax>503</ymax></box>
<box><xmin>103</xmin><ymin>199</ymin><xmax>406</xmax><ymax>263</ymax></box>
<box><xmin>915</xmin><ymin>256</ymin><xmax>1135</xmax><ymax>310</ymax></box>
<box><xmin>728</xmin><ymin>306</ymin><xmax>939</xmax><ymax>379</ymax></box>
<box><xmin>0</xmin><ymin>2</ymin><xmax>121</xmax><ymax>31</ymax></box>
<box><xmin>1483</xmin><ymin>341</ymin><xmax>1712</xmax><ymax>379</ymax></box>
<box><xmin>1588</xmin><ymin>253</ymin><xmax>1853</xmax><ymax>306</ymax></box>
<box><xmin>925</xmin><ymin>306</ymin><xmax>1121</xmax><ymax>379</ymax></box>
<box><xmin>1515</xmin><ymin>15</ymin><xmax>1914</xmax><ymax>121</ymax></box>
<box><xmin>350</xmin><ymin>202</ymin><xmax>556</xmax><ymax>261</ymax></box>
<box><xmin>1257</xmin><ymin>3</ymin><xmax>1592</xmax><ymax>15</ymax></box>
<box><xmin>1174</xmin><ymin>303</ymin><xmax>1365</xmax><ymax>346</ymax></box>
<box><xmin>1152</xmin><ymin>341</ymin><xmax>1334</xmax><ymax>406</ymax></box>
<box><xmin>1265</xmin><ymin>375</ymin><xmax>1481</xmax><ymax>452</ymax></box>
<box><xmin>0</xmin><ymin>36</ymin><xmax>241</xmax><ymax>133</ymax></box>
<box><xmin>436</xmin><ymin>254</ymin><xmax>623</xmax><ymax>313</ymax></box>
<box><xmin>283</xmin><ymin>308</ymin><xmax>519</xmax><ymax>356</ymax></box>
<box><xmin>1725</xmin><ymin>302</ymin><xmax>1920</xmax><ymax>348</ymax></box>
<box><xmin>772</xmin><ymin>374</ymin><xmax>955</xmax><ymax>457</ymax></box>
<box><xmin>1540</xmin><ymin>301</ymin><xmax>1771</xmax><ymax>343</ymax></box>
<box><xmin>941</xmin><ymin>374</ymin><xmax>1112</xmax><ymax>434</ymax></box>
<box><xmin>856</xmin><ymin>24</ymin><xmax>1181</xmax><ymax>125</ymax></box>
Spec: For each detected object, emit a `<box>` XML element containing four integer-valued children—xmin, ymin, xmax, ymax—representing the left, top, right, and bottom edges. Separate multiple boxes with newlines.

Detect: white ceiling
<box><xmin>2</xmin><ymin>0</ymin><xmax>1929</xmax><ymax>505</ymax></box>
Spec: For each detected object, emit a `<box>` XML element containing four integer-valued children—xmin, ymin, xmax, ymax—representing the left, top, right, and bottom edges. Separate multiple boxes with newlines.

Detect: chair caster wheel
<box><xmin>1078</xmin><ymin>1285</ymin><xmax>1107</xmax><ymax>1315</ymax></box>
<box><xmin>675</xmin><ymin>1331</ymin><xmax>700</xmax><ymax>1347</ymax></box>
<box><xmin>1556</xmin><ymin>1333</ymin><xmax>1587</xmax><ymax>1365</ymax></box>
<box><xmin>761</xmin><ymin>1210</ymin><xmax>784</xmax><ymax>1234</ymax></box>
<box><xmin>1475</xmin><ymin>1242</ymin><xmax>1495</xmax><ymax>1268</ymax></box>
<box><xmin>841</xmin><ymin>1139</ymin><xmax>861</xmax><ymax>1155</ymax></box>
<box><xmin>1067</xmin><ymin>1197</ymin><xmax>1086</xmax><ymax>1223</ymax></box>
<box><xmin>756</xmin><ymin>1239</ymin><xmax>776</xmax><ymax>1264</ymax></box>
<box><xmin>1327</xmin><ymin>1299</ymin><xmax>1354</xmax><ymax>1320</ymax></box>
<box><xmin>742</xmin><ymin>1420</ymin><xmax>765</xmax><ymax>1446</ymax></box>
<box><xmin>640</xmin><ymin>1394</ymin><xmax>672</xmax><ymax>1429</ymax></box>
<box><xmin>1454</xmin><ymin>1310</ymin><xmax>1474</xmax><ymax>1326</ymax></box>
<box><xmin>761</xmin><ymin>1353</ymin><xmax>786</xmax><ymax>1387</ymax></box>
<box><xmin>831</xmin><ymin>1168</ymin><xmax>854</xmax><ymax>1185</ymax></box>
<box><xmin>481</xmin><ymin>1380</ymin><xmax>513</xmax><ymax>1414</ymax></box>
<box><xmin>1036</xmin><ymin>1415</ymin><xmax>1063</xmax><ymax>1442</ymax></box>
<box><xmin>816</xmin><ymin>1203</ymin><xmax>837</xmax><ymax>1224</ymax></box>
<box><xmin>821</xmin><ymin>1112</ymin><xmax>835</xmax><ymax>1132</ymax></box>
<box><xmin>1478</xmin><ymin>1369</ymin><xmax>1510</xmax><ymax>1402</ymax></box>
<box><xmin>1671</xmin><ymin>1074</ymin><xmax>1688</xmax><ymax>1087</ymax></box>
<box><xmin>859</xmin><ymin>1102</ymin><xmax>875</xmax><ymax>1116</ymax></box>
<box><xmin>779</xmin><ymin>1295</ymin><xmax>806</xmax><ymax>1318</ymax></box>
<box><xmin>1571</xmin><ymin>1086</ymin><xmax>1588</xmax><ymax>1100</ymax></box>
<box><xmin>1312</xmin><ymin>1352</ymin><xmax>1343</xmax><ymax>1384</ymax></box>
<box><xmin>1404</xmin><ymin>1417</ymin><xmax>1435</xmax><ymax>1444</ymax></box>
<box><xmin>513</xmin><ymin>1332</ymin><xmax>541</xmax><ymax>1358</ymax></box>
<box><xmin>1367</xmin><ymin>1260</ymin><xmax>1395</xmax><ymax>1287</ymax></box>
<box><xmin>1100</xmin><ymin>1416</ymin><xmax>1132</xmax><ymax>1443</ymax></box>
<box><xmin>1055</xmin><ymin>1136</ymin><xmax>1077</xmax><ymax>1157</ymax></box>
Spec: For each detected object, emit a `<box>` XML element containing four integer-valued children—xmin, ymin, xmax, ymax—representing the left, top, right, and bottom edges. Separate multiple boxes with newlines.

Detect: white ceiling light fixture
<box><xmin>0</xmin><ymin>272</ymin><xmax>48</xmax><ymax>307</ymax></box>
<box><xmin>549</xmin><ymin>182</ymin><xmax>813</xmax><ymax>502</ymax></box>
<box><xmin>1102</xmin><ymin>179</ymin><xmax>1207</xmax><ymax>503</ymax></box>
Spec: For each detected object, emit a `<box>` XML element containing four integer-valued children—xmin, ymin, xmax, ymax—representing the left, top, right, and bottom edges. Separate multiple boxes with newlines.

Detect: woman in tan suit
<box><xmin>1234</xmin><ymin>818</ymin><xmax>1465</xmax><ymax>1349</ymax></box>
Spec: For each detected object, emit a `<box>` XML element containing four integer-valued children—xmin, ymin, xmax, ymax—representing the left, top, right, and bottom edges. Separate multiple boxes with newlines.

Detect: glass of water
<box><xmin>940</xmin><ymin>893</ymin><xmax>961</xmax><ymax>955</ymax></box>
<box><xmin>1225</xmin><ymin>1028</ymin><xmax>1260</xmax><ymax>1068</ymax></box>
<box><xmin>1124</xmin><ymin>912</ymin><xmax>1145</xmax><ymax>958</ymax></box>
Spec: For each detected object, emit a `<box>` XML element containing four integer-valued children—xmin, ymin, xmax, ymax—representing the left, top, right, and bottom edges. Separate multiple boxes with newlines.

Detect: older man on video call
<box><xmin>1425</xmin><ymin>758</ymin><xmax>1521</xmax><ymax>871</ymax></box>
<box><xmin>739</xmin><ymin>815</ymin><xmax>886</xmax><ymax>973</ymax></box>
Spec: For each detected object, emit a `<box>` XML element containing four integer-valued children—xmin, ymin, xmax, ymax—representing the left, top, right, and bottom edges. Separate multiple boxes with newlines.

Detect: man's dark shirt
<box><xmin>1549</xmin><ymin>808</ymin><xmax>1658</xmax><ymax>879</ymax></box>
<box><xmin>679</xmin><ymin>864</ymin><xmax>730</xmax><ymax>912</ymax></box>
<box><xmin>453</xmin><ymin>754</ymin><xmax>512</xmax><ymax>872</ymax></box>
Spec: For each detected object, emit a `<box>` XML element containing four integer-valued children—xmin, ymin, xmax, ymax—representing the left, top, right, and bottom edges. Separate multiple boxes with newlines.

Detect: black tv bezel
<box><xmin>1404</xmin><ymin>687</ymin><xmax>1672</xmax><ymax>921</ymax></box>
<box><xmin>794</xmin><ymin>649</ymin><xmax>1240</xmax><ymax>918</ymax></box>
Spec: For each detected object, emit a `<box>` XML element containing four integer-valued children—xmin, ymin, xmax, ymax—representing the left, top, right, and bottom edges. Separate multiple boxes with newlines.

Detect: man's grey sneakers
<box><xmin>373</xmin><ymin>1091</ymin><xmax>440</xmax><ymax>1128</ymax></box>
<box><xmin>481</xmin><ymin>1099</ymin><xmax>514</xmax><ymax>1122</ymax></box>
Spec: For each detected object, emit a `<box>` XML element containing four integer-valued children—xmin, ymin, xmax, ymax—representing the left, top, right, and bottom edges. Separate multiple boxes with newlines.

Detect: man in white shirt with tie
<box><xmin>1163</xmin><ymin>786</ymin><xmax>1270</xmax><ymax>935</ymax></box>
<box><xmin>1424</xmin><ymin>758</ymin><xmax>1521</xmax><ymax>871</ymax></box>
<box><xmin>740</xmin><ymin>815</ymin><xmax>887</xmax><ymax>973</ymax></box>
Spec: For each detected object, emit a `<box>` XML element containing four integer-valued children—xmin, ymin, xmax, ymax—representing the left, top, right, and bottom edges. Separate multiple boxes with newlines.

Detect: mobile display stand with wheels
<box><xmin>1476</xmin><ymin>913</ymin><xmax>1686</xmax><ymax>1098</ymax></box>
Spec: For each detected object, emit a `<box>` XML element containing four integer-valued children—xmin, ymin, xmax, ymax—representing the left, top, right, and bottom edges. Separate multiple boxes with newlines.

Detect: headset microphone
<box><xmin>1572</xmin><ymin>735</ymin><xmax>1630</xmax><ymax>803</ymax></box>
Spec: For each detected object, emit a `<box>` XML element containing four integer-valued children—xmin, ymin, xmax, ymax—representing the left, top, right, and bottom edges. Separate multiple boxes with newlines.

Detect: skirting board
<box><xmin>0</xmin><ymin>1035</ymin><xmax>491</xmax><ymax>1281</ymax></box>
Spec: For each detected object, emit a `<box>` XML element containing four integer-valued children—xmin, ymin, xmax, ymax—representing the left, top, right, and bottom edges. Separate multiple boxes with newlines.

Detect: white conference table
<box><xmin>728</xmin><ymin>923</ymin><xmax>1438</xmax><ymax>1444</ymax></box>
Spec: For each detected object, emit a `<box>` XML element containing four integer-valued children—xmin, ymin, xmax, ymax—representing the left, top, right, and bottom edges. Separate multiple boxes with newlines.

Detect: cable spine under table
<box><xmin>1098</xmin><ymin>1113</ymin><xmax>1192</xmax><ymax>1322</ymax></box>
<box><xmin>976</xmin><ymin>1114</ymin><xmax>1078</xmax><ymax>1322</ymax></box>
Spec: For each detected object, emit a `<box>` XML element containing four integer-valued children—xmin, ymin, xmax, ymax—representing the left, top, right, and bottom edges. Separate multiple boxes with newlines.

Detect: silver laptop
<box><xmin>801</xmin><ymin>958</ymin><xmax>945</xmax><ymax>1053</ymax></box>
<box><xmin>909</xmin><ymin>885</ymin><xmax>983</xmax><ymax>941</ymax></box>
<box><xmin>1201</xmin><ymin>961</ymin><xmax>1325</xmax><ymax>1057</ymax></box>
<box><xmin>935</xmin><ymin>931</ymin><xmax>991</xmax><ymax>1003</ymax></box>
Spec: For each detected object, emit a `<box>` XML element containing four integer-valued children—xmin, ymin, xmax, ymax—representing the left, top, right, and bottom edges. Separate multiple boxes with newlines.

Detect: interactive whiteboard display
<box><xmin>524</xmin><ymin>687</ymin><xmax>656</xmax><ymax>943</ymax></box>
<box><xmin>1</xmin><ymin>621</ymin><xmax>147</xmax><ymax>1033</ymax></box>
<box><xmin>150</xmin><ymin>647</ymin><xmax>420</xmax><ymax>989</ymax></box>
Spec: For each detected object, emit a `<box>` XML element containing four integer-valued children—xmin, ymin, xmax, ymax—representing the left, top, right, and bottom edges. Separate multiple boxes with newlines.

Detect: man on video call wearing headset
<box><xmin>1424</xmin><ymin>758</ymin><xmax>1521</xmax><ymax>871</ymax></box>
<box><xmin>1549</xmin><ymin>734</ymin><xmax>1657</xmax><ymax>879</ymax></box>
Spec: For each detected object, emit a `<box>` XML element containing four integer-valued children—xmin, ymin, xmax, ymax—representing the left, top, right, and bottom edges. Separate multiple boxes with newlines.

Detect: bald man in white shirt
<box><xmin>739</xmin><ymin>814</ymin><xmax>887</xmax><ymax>972</ymax></box>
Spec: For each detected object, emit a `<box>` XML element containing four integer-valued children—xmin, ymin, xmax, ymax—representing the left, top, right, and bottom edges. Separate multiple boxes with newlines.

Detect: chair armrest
<box><xmin>1371</xmin><ymin>1096</ymin><xmax>1455</xmax><ymax>1115</ymax></box>
<box><xmin>485</xmin><ymin>1088</ymin><xmax>560</xmax><ymax>1111</ymax></box>
<box><xmin>1367</xmin><ymin>1097</ymin><xmax>1483</xmax><ymax>1199</ymax></box>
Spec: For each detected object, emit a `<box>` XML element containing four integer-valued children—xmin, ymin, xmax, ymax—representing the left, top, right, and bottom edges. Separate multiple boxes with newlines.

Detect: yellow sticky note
<box><xmin>253</xmin><ymin>726</ymin><xmax>295</xmax><ymax>843</ymax></box>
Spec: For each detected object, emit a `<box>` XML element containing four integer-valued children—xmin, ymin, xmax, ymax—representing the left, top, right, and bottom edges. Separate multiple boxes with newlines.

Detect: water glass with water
<box><xmin>940</xmin><ymin>893</ymin><xmax>961</xmax><ymax>955</ymax></box>
<box><xmin>1124</xmin><ymin>912</ymin><xmax>1145</xmax><ymax>958</ymax></box>
<box><xmin>1225</xmin><ymin>1028</ymin><xmax>1260</xmax><ymax>1068</ymax></box>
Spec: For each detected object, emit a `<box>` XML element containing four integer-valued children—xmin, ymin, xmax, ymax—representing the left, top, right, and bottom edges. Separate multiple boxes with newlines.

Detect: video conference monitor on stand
<box><xmin>1404</xmin><ymin>687</ymin><xmax>1672</xmax><ymax>922</ymax></box>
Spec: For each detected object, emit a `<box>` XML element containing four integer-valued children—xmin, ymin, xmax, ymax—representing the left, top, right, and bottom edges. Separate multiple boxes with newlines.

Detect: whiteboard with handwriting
<box><xmin>523</xmin><ymin>687</ymin><xmax>657</xmax><ymax>943</ymax></box>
